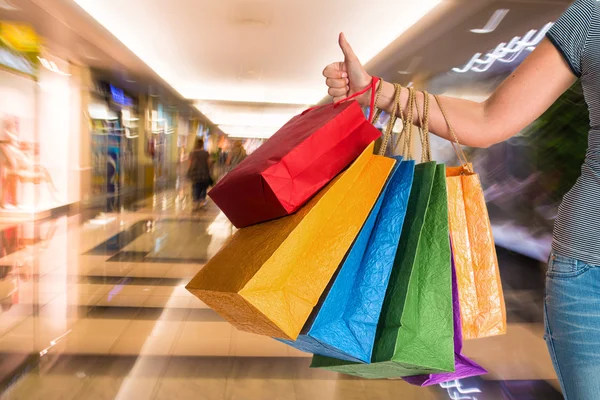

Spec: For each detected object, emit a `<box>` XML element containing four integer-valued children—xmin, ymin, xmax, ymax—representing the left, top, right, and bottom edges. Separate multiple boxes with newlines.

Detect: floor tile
<box><xmin>172</xmin><ymin>336</ymin><xmax>231</xmax><ymax>357</ymax></box>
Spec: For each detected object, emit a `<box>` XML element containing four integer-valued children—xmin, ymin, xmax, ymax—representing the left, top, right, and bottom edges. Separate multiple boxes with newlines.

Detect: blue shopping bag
<box><xmin>279</xmin><ymin>157</ymin><xmax>415</xmax><ymax>362</ymax></box>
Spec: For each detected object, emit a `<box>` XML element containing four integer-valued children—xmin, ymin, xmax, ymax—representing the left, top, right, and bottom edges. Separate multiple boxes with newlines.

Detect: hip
<box><xmin>553</xmin><ymin>174</ymin><xmax>600</xmax><ymax>266</ymax></box>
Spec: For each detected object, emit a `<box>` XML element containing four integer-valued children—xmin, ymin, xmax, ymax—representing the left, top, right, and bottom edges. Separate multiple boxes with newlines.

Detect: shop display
<box><xmin>0</xmin><ymin>24</ymin><xmax>88</xmax><ymax>216</ymax></box>
<box><xmin>88</xmin><ymin>81</ymin><xmax>139</xmax><ymax>209</ymax></box>
<box><xmin>0</xmin><ymin>115</ymin><xmax>59</xmax><ymax>208</ymax></box>
<box><xmin>0</xmin><ymin>22</ymin><xmax>39</xmax><ymax>78</ymax></box>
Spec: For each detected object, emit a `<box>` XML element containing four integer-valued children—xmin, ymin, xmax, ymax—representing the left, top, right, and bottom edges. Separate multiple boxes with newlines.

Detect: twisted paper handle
<box><xmin>433</xmin><ymin>94</ymin><xmax>472</xmax><ymax>172</ymax></box>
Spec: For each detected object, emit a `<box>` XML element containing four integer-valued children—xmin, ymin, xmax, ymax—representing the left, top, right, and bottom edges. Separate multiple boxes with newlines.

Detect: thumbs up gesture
<box><xmin>323</xmin><ymin>33</ymin><xmax>372</xmax><ymax>103</ymax></box>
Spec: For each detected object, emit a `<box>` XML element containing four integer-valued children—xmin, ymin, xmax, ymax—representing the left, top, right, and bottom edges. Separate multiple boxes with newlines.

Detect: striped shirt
<box><xmin>546</xmin><ymin>0</ymin><xmax>600</xmax><ymax>265</ymax></box>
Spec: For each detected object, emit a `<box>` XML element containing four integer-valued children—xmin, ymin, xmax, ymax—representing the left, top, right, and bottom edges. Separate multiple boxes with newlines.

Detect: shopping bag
<box><xmin>435</xmin><ymin>95</ymin><xmax>507</xmax><ymax>340</ymax></box>
<box><xmin>186</xmin><ymin>142</ymin><xmax>396</xmax><ymax>340</ymax></box>
<box><xmin>403</xmin><ymin>247</ymin><xmax>487</xmax><ymax>386</ymax></box>
<box><xmin>311</xmin><ymin>162</ymin><xmax>455</xmax><ymax>378</ymax></box>
<box><xmin>209</xmin><ymin>79</ymin><xmax>382</xmax><ymax>228</ymax></box>
<box><xmin>279</xmin><ymin>157</ymin><xmax>415</xmax><ymax>362</ymax></box>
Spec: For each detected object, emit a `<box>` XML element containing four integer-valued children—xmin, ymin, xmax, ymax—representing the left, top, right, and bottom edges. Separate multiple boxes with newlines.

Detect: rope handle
<box><xmin>381</xmin><ymin>83</ymin><xmax>402</xmax><ymax>155</ymax></box>
<box><xmin>414</xmin><ymin>90</ymin><xmax>432</xmax><ymax>163</ymax></box>
<box><xmin>370</xmin><ymin>79</ymin><xmax>385</xmax><ymax>124</ymax></box>
<box><xmin>394</xmin><ymin>85</ymin><xmax>415</xmax><ymax>160</ymax></box>
<box><xmin>433</xmin><ymin>94</ymin><xmax>472</xmax><ymax>171</ymax></box>
<box><xmin>302</xmin><ymin>76</ymin><xmax>381</xmax><ymax>116</ymax></box>
<box><xmin>377</xmin><ymin>83</ymin><xmax>402</xmax><ymax>156</ymax></box>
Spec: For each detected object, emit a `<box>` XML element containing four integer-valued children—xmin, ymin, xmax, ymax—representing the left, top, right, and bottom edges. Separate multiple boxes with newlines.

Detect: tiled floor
<box><xmin>0</xmin><ymin>190</ymin><xmax>563</xmax><ymax>399</ymax></box>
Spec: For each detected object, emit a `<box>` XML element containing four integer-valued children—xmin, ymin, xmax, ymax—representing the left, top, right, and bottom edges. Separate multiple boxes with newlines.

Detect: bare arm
<box><xmin>326</xmin><ymin>36</ymin><xmax>577</xmax><ymax>148</ymax></box>
<box><xmin>373</xmin><ymin>40</ymin><xmax>576</xmax><ymax>148</ymax></box>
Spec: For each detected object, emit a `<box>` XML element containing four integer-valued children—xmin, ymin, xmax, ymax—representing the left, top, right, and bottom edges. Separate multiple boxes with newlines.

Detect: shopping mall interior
<box><xmin>0</xmin><ymin>0</ymin><xmax>583</xmax><ymax>399</ymax></box>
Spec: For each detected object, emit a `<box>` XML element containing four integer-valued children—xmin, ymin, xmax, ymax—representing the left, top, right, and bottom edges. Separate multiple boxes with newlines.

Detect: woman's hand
<box><xmin>323</xmin><ymin>33</ymin><xmax>372</xmax><ymax>103</ymax></box>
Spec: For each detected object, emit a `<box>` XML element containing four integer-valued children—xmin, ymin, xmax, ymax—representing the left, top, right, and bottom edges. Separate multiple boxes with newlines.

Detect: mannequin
<box><xmin>0</xmin><ymin>116</ymin><xmax>59</xmax><ymax>208</ymax></box>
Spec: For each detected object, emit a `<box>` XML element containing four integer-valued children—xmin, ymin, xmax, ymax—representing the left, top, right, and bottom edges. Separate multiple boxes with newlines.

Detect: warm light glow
<box><xmin>88</xmin><ymin>102</ymin><xmax>118</xmax><ymax>120</ymax></box>
<box><xmin>37</xmin><ymin>56</ymin><xmax>71</xmax><ymax>76</ymax></box>
<box><xmin>72</xmin><ymin>0</ymin><xmax>442</xmax><ymax>104</ymax></box>
<box><xmin>219</xmin><ymin>125</ymin><xmax>276</xmax><ymax>139</ymax></box>
<box><xmin>195</xmin><ymin>102</ymin><xmax>305</xmax><ymax>128</ymax></box>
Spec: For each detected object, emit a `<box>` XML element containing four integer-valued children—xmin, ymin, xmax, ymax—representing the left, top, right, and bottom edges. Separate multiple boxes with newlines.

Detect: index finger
<box><xmin>322</xmin><ymin>63</ymin><xmax>348</xmax><ymax>79</ymax></box>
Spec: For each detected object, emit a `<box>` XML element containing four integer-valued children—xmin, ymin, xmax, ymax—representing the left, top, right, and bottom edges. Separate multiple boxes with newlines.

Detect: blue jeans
<box><xmin>545</xmin><ymin>251</ymin><xmax>600</xmax><ymax>399</ymax></box>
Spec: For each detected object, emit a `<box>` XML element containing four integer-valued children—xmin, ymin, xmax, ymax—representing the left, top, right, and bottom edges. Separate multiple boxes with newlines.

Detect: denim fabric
<box><xmin>545</xmin><ymin>251</ymin><xmax>600</xmax><ymax>400</ymax></box>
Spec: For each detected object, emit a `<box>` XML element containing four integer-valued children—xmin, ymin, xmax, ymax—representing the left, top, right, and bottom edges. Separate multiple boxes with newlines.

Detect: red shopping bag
<box><xmin>209</xmin><ymin>79</ymin><xmax>382</xmax><ymax>228</ymax></box>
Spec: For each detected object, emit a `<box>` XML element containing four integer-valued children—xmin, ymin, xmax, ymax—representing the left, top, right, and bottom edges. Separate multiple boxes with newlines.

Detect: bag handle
<box><xmin>414</xmin><ymin>90</ymin><xmax>432</xmax><ymax>163</ymax></box>
<box><xmin>302</xmin><ymin>77</ymin><xmax>381</xmax><ymax>117</ymax></box>
<box><xmin>433</xmin><ymin>94</ymin><xmax>472</xmax><ymax>172</ymax></box>
<box><xmin>376</xmin><ymin>83</ymin><xmax>402</xmax><ymax>156</ymax></box>
<box><xmin>393</xmin><ymin>86</ymin><xmax>415</xmax><ymax>160</ymax></box>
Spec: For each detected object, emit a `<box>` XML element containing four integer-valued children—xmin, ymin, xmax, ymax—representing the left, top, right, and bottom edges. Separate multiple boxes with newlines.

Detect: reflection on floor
<box><xmin>0</xmin><ymin>190</ymin><xmax>563</xmax><ymax>399</ymax></box>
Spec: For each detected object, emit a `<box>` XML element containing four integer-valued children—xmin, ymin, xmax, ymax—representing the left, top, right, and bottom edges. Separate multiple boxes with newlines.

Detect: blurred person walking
<box><xmin>323</xmin><ymin>1</ymin><xmax>600</xmax><ymax>398</ymax></box>
<box><xmin>187</xmin><ymin>138</ymin><xmax>212</xmax><ymax>211</ymax></box>
<box><xmin>226</xmin><ymin>140</ymin><xmax>247</xmax><ymax>171</ymax></box>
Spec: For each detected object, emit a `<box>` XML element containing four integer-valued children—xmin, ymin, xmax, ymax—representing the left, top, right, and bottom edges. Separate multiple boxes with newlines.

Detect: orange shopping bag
<box><xmin>436</xmin><ymin>95</ymin><xmax>507</xmax><ymax>340</ymax></box>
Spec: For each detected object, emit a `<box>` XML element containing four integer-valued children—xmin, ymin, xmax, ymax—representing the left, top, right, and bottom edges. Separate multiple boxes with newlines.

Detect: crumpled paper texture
<box><xmin>209</xmin><ymin>101</ymin><xmax>381</xmax><ymax>228</ymax></box>
<box><xmin>403</xmin><ymin>247</ymin><xmax>487</xmax><ymax>386</ymax></box>
<box><xmin>280</xmin><ymin>158</ymin><xmax>415</xmax><ymax>363</ymax></box>
<box><xmin>311</xmin><ymin>163</ymin><xmax>455</xmax><ymax>378</ymax></box>
<box><xmin>446</xmin><ymin>165</ymin><xmax>507</xmax><ymax>340</ymax></box>
<box><xmin>186</xmin><ymin>143</ymin><xmax>395</xmax><ymax>340</ymax></box>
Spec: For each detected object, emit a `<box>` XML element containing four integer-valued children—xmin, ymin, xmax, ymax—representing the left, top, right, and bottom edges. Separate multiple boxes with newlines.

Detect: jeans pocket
<box><xmin>547</xmin><ymin>251</ymin><xmax>591</xmax><ymax>279</ymax></box>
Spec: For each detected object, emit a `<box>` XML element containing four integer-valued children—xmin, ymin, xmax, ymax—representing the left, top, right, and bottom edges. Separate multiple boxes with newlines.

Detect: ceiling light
<box><xmin>195</xmin><ymin>101</ymin><xmax>307</xmax><ymax>125</ymax></box>
<box><xmin>37</xmin><ymin>56</ymin><xmax>71</xmax><ymax>76</ymax></box>
<box><xmin>453</xmin><ymin>22</ymin><xmax>553</xmax><ymax>73</ymax></box>
<box><xmin>219</xmin><ymin>125</ymin><xmax>276</xmax><ymax>139</ymax></box>
<box><xmin>78</xmin><ymin>45</ymin><xmax>99</xmax><ymax>60</ymax></box>
<box><xmin>0</xmin><ymin>0</ymin><xmax>19</xmax><ymax>11</ymax></box>
<box><xmin>471</xmin><ymin>9</ymin><xmax>509</xmax><ymax>34</ymax></box>
<box><xmin>72</xmin><ymin>0</ymin><xmax>442</xmax><ymax>104</ymax></box>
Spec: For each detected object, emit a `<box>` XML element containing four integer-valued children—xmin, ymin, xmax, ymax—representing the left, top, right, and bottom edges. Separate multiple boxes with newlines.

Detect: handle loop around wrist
<box><xmin>302</xmin><ymin>76</ymin><xmax>380</xmax><ymax>117</ymax></box>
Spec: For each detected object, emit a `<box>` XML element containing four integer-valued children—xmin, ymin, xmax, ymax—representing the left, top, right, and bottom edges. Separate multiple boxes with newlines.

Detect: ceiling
<box><xmin>69</xmin><ymin>0</ymin><xmax>444</xmax><ymax>139</ymax></box>
<box><xmin>371</xmin><ymin>0</ymin><xmax>572</xmax><ymax>84</ymax></box>
<box><xmin>2</xmin><ymin>0</ymin><xmax>573</xmax><ymax>139</ymax></box>
<box><xmin>0</xmin><ymin>0</ymin><xmax>207</xmax><ymax>119</ymax></box>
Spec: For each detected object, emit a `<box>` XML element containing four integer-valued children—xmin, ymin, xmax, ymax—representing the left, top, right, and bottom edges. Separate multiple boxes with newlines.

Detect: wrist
<box><xmin>354</xmin><ymin>76</ymin><xmax>375</xmax><ymax>107</ymax></box>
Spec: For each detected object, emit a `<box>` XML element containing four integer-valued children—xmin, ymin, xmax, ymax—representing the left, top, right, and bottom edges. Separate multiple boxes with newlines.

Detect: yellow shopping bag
<box><xmin>186</xmin><ymin>143</ymin><xmax>395</xmax><ymax>340</ymax></box>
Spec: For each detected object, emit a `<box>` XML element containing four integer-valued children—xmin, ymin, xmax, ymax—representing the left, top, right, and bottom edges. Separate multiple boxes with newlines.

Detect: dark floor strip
<box><xmin>105</xmin><ymin>251</ymin><xmax>150</xmax><ymax>262</ymax></box>
<box><xmin>81</xmin><ymin>276</ymin><xmax>185</xmax><ymax>286</ymax></box>
<box><xmin>83</xmin><ymin>306</ymin><xmax>222</xmax><ymax>322</ymax></box>
<box><xmin>0</xmin><ymin>354</ymin><xmax>40</xmax><ymax>395</ymax></box>
<box><xmin>142</xmin><ymin>257</ymin><xmax>208</xmax><ymax>264</ymax></box>
<box><xmin>104</xmin><ymin>250</ymin><xmax>207</xmax><ymax>264</ymax></box>
<box><xmin>84</xmin><ymin>221</ymin><xmax>153</xmax><ymax>256</ymax></box>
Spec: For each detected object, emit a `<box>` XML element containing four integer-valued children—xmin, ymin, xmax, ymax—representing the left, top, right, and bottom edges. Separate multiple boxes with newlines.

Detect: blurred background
<box><xmin>0</xmin><ymin>0</ymin><xmax>582</xmax><ymax>399</ymax></box>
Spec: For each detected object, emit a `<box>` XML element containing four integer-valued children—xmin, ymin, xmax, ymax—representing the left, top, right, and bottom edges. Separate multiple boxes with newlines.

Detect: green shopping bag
<box><xmin>311</xmin><ymin>162</ymin><xmax>454</xmax><ymax>378</ymax></box>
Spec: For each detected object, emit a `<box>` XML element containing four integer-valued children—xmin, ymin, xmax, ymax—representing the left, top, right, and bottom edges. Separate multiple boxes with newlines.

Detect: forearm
<box><xmin>367</xmin><ymin>80</ymin><xmax>498</xmax><ymax>148</ymax></box>
<box><xmin>364</xmin><ymin>39</ymin><xmax>576</xmax><ymax>149</ymax></box>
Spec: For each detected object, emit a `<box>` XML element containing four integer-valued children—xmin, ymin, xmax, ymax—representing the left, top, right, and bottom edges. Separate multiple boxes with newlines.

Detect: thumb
<box><xmin>339</xmin><ymin>33</ymin><xmax>359</xmax><ymax>63</ymax></box>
